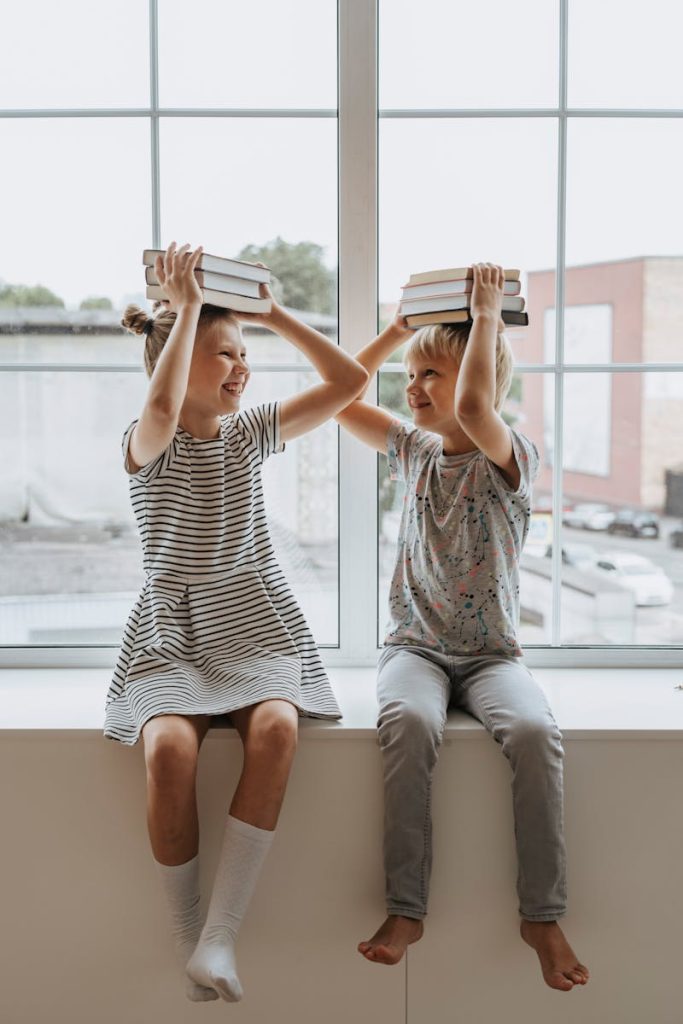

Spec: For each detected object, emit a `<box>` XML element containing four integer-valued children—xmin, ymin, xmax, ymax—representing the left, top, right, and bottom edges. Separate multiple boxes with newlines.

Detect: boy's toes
<box><xmin>552</xmin><ymin>972</ymin><xmax>575</xmax><ymax>991</ymax></box>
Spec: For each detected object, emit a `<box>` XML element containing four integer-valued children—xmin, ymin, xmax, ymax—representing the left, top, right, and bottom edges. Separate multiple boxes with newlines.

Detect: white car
<box><xmin>562</xmin><ymin>503</ymin><xmax>615</xmax><ymax>531</ymax></box>
<box><xmin>593</xmin><ymin>552</ymin><xmax>674</xmax><ymax>606</ymax></box>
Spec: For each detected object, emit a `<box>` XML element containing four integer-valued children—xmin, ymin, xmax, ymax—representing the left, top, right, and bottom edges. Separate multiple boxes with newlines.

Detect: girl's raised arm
<box><xmin>239</xmin><ymin>286</ymin><xmax>369</xmax><ymax>443</ymax></box>
<box><xmin>127</xmin><ymin>243</ymin><xmax>203</xmax><ymax>472</ymax></box>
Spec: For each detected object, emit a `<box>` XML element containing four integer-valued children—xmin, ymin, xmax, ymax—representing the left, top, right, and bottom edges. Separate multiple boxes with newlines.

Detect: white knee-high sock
<box><xmin>155</xmin><ymin>854</ymin><xmax>218</xmax><ymax>1003</ymax></box>
<box><xmin>186</xmin><ymin>815</ymin><xmax>274</xmax><ymax>1002</ymax></box>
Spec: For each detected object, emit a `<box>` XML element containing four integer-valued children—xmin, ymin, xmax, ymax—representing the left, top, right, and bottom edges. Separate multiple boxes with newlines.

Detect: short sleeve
<box><xmin>121</xmin><ymin>420</ymin><xmax>176</xmax><ymax>484</ymax></box>
<box><xmin>233</xmin><ymin>402</ymin><xmax>285</xmax><ymax>463</ymax></box>
<box><xmin>489</xmin><ymin>428</ymin><xmax>539</xmax><ymax>500</ymax></box>
<box><xmin>386</xmin><ymin>418</ymin><xmax>419</xmax><ymax>483</ymax></box>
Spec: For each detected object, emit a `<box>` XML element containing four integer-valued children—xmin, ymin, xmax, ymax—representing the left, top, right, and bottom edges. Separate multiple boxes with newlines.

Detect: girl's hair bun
<box><xmin>121</xmin><ymin>304</ymin><xmax>153</xmax><ymax>337</ymax></box>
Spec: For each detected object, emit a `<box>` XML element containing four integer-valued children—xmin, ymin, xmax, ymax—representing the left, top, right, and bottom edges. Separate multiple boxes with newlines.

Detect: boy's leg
<box><xmin>457</xmin><ymin>658</ymin><xmax>588</xmax><ymax>990</ymax></box>
<box><xmin>360</xmin><ymin>645</ymin><xmax>449</xmax><ymax>964</ymax></box>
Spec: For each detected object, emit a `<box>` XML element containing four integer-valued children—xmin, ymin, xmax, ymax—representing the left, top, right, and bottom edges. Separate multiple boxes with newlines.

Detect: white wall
<box><xmin>1</xmin><ymin>722</ymin><xmax>681</xmax><ymax>1024</ymax></box>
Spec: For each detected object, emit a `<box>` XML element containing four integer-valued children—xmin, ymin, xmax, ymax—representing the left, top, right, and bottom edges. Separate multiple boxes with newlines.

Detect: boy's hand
<box><xmin>155</xmin><ymin>242</ymin><xmax>203</xmax><ymax>310</ymax></box>
<box><xmin>387</xmin><ymin>304</ymin><xmax>415</xmax><ymax>345</ymax></box>
<box><xmin>470</xmin><ymin>262</ymin><xmax>505</xmax><ymax>323</ymax></box>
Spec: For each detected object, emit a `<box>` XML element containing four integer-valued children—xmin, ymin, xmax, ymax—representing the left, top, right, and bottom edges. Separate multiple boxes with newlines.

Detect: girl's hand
<box><xmin>235</xmin><ymin>264</ymin><xmax>281</xmax><ymax>326</ymax></box>
<box><xmin>389</xmin><ymin>304</ymin><xmax>414</xmax><ymax>342</ymax></box>
<box><xmin>470</xmin><ymin>262</ymin><xmax>505</xmax><ymax>323</ymax></box>
<box><xmin>154</xmin><ymin>242</ymin><xmax>203</xmax><ymax>310</ymax></box>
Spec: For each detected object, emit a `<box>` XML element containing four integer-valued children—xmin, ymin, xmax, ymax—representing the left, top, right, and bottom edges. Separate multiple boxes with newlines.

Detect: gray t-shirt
<box><xmin>384</xmin><ymin>420</ymin><xmax>540</xmax><ymax>657</ymax></box>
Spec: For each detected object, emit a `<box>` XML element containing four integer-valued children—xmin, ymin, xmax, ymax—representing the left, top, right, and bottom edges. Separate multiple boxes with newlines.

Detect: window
<box><xmin>2</xmin><ymin>1</ymin><xmax>682</xmax><ymax>666</ymax></box>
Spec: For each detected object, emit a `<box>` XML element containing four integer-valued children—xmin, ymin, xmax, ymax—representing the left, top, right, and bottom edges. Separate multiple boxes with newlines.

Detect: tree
<box><xmin>237</xmin><ymin>237</ymin><xmax>336</xmax><ymax>315</ymax></box>
<box><xmin>0</xmin><ymin>283</ymin><xmax>64</xmax><ymax>307</ymax></box>
<box><xmin>79</xmin><ymin>297</ymin><xmax>113</xmax><ymax>310</ymax></box>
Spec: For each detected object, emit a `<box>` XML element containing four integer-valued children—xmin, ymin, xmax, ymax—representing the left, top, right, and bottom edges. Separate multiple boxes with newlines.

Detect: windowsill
<box><xmin>2</xmin><ymin>666</ymin><xmax>683</xmax><ymax>739</ymax></box>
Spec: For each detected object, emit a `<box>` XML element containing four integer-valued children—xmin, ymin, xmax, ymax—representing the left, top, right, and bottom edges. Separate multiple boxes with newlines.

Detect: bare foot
<box><xmin>358</xmin><ymin>915</ymin><xmax>424</xmax><ymax>965</ymax></box>
<box><xmin>520</xmin><ymin>920</ymin><xmax>590</xmax><ymax>992</ymax></box>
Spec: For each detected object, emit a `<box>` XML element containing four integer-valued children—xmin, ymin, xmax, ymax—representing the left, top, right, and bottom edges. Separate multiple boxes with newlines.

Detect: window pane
<box><xmin>0</xmin><ymin>0</ymin><xmax>148</xmax><ymax>108</ymax></box>
<box><xmin>565</xmin><ymin>120</ymin><xmax>683</xmax><ymax>363</ymax></box>
<box><xmin>568</xmin><ymin>0</ymin><xmax>683</xmax><ymax>108</ymax></box>
<box><xmin>379</xmin><ymin>119</ymin><xmax>557</xmax><ymax>360</ymax></box>
<box><xmin>380</xmin><ymin>0</ymin><xmax>558</xmax><ymax>109</ymax></box>
<box><xmin>546</xmin><ymin>372</ymin><xmax>683</xmax><ymax>645</ymax></box>
<box><xmin>0</xmin><ymin>118</ymin><xmax>151</xmax><ymax>357</ymax></box>
<box><xmin>160</xmin><ymin>117</ymin><xmax>338</xmax><ymax>363</ymax></box>
<box><xmin>0</xmin><ymin>370</ymin><xmax>338</xmax><ymax>646</ymax></box>
<box><xmin>158</xmin><ymin>0</ymin><xmax>336</xmax><ymax>108</ymax></box>
<box><xmin>377</xmin><ymin>368</ymin><xmax>553</xmax><ymax>647</ymax></box>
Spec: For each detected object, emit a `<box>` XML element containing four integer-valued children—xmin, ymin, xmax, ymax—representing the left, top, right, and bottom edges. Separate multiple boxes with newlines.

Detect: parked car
<box><xmin>544</xmin><ymin>542</ymin><xmax>600</xmax><ymax>571</ymax></box>
<box><xmin>562</xmin><ymin>503</ymin><xmax>615</xmax><ymax>531</ymax></box>
<box><xmin>606</xmin><ymin>508</ymin><xmax>660</xmax><ymax>539</ymax></box>
<box><xmin>668</xmin><ymin>521</ymin><xmax>683</xmax><ymax>549</ymax></box>
<box><xmin>593</xmin><ymin>552</ymin><xmax>673</xmax><ymax>606</ymax></box>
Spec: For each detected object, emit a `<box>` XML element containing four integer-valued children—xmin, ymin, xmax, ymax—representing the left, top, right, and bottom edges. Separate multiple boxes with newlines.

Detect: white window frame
<box><xmin>2</xmin><ymin>0</ymin><xmax>683</xmax><ymax>668</ymax></box>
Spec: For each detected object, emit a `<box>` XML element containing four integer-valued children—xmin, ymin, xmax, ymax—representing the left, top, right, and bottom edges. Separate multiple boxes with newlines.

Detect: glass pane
<box><xmin>379</xmin><ymin>119</ymin><xmax>557</xmax><ymax>361</ymax></box>
<box><xmin>0</xmin><ymin>0</ymin><xmax>148</xmax><ymax>109</ymax></box>
<box><xmin>380</xmin><ymin>0</ymin><xmax>558</xmax><ymax>109</ymax></box>
<box><xmin>160</xmin><ymin>118</ymin><xmax>338</xmax><ymax>363</ymax></box>
<box><xmin>0</xmin><ymin>370</ymin><xmax>338</xmax><ymax>646</ymax></box>
<box><xmin>158</xmin><ymin>0</ymin><xmax>336</xmax><ymax>108</ymax></box>
<box><xmin>0</xmin><ymin>118</ymin><xmax>151</xmax><ymax>361</ymax></box>
<box><xmin>552</xmin><ymin>372</ymin><xmax>683</xmax><ymax>645</ymax></box>
<box><xmin>377</xmin><ymin>368</ymin><xmax>553</xmax><ymax>647</ymax></box>
<box><xmin>568</xmin><ymin>0</ymin><xmax>683</xmax><ymax>109</ymax></box>
<box><xmin>565</xmin><ymin>120</ymin><xmax>683</xmax><ymax>363</ymax></box>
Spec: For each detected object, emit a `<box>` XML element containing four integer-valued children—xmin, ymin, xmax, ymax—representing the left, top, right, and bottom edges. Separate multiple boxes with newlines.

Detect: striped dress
<box><xmin>104</xmin><ymin>402</ymin><xmax>340</xmax><ymax>746</ymax></box>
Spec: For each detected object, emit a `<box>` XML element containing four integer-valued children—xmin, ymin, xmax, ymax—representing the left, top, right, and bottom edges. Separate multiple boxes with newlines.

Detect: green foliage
<box><xmin>79</xmin><ymin>296</ymin><xmax>113</xmax><ymax>310</ymax></box>
<box><xmin>0</xmin><ymin>283</ymin><xmax>64</xmax><ymax>307</ymax></box>
<box><xmin>237</xmin><ymin>237</ymin><xmax>336</xmax><ymax>315</ymax></box>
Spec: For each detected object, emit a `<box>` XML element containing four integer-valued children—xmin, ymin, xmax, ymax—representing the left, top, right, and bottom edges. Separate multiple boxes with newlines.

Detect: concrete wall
<box><xmin>1</xmin><ymin>723</ymin><xmax>681</xmax><ymax>1024</ymax></box>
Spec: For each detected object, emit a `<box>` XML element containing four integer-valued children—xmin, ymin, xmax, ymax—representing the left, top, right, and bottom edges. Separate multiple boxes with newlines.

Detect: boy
<box><xmin>336</xmin><ymin>263</ymin><xmax>589</xmax><ymax>992</ymax></box>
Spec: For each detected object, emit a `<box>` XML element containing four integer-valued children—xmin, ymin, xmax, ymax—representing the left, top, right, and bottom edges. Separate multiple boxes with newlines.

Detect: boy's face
<box><xmin>405</xmin><ymin>353</ymin><xmax>460</xmax><ymax>433</ymax></box>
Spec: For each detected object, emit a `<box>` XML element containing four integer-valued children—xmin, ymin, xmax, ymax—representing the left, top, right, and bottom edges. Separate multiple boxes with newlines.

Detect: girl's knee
<box><xmin>143</xmin><ymin>717</ymin><xmax>201</xmax><ymax>780</ymax></box>
<box><xmin>246</xmin><ymin>702</ymin><xmax>299</xmax><ymax>755</ymax></box>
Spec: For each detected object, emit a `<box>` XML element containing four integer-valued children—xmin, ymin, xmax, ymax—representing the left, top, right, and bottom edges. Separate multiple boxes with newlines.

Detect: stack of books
<box><xmin>399</xmin><ymin>266</ymin><xmax>528</xmax><ymax>328</ymax></box>
<box><xmin>142</xmin><ymin>249</ymin><xmax>272</xmax><ymax>314</ymax></box>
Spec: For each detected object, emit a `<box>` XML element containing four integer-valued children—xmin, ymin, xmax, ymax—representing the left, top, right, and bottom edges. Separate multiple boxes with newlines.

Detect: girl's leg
<box><xmin>187</xmin><ymin>699</ymin><xmax>298</xmax><ymax>1002</ymax></box>
<box><xmin>142</xmin><ymin>713</ymin><xmax>216</xmax><ymax>1001</ymax></box>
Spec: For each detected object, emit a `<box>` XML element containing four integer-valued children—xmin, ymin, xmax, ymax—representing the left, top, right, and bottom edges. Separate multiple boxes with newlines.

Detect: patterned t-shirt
<box><xmin>384</xmin><ymin>420</ymin><xmax>540</xmax><ymax>657</ymax></box>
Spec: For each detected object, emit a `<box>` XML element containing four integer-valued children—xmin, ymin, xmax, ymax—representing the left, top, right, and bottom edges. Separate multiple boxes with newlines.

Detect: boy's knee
<box><xmin>378</xmin><ymin>698</ymin><xmax>442</xmax><ymax>752</ymax></box>
<box><xmin>504</xmin><ymin>717</ymin><xmax>563</xmax><ymax>760</ymax></box>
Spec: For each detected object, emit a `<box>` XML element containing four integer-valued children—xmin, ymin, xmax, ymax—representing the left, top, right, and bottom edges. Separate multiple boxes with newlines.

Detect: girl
<box><xmin>103</xmin><ymin>242</ymin><xmax>368</xmax><ymax>1003</ymax></box>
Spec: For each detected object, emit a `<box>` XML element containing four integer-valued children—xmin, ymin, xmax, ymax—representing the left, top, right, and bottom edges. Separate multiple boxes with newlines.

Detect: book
<box><xmin>145</xmin><ymin>265</ymin><xmax>263</xmax><ymax>298</ymax></box>
<box><xmin>145</xmin><ymin>284</ymin><xmax>271</xmax><ymax>314</ymax></box>
<box><xmin>400</xmin><ymin>294</ymin><xmax>526</xmax><ymax>316</ymax></box>
<box><xmin>408</xmin><ymin>267</ymin><xmax>520</xmax><ymax>286</ymax></box>
<box><xmin>401</xmin><ymin>278</ymin><xmax>521</xmax><ymax>299</ymax></box>
<box><xmin>405</xmin><ymin>309</ymin><xmax>529</xmax><ymax>328</ymax></box>
<box><xmin>142</xmin><ymin>249</ymin><xmax>270</xmax><ymax>284</ymax></box>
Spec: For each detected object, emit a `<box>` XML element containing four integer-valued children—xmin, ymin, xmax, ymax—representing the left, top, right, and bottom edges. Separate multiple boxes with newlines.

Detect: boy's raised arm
<box><xmin>454</xmin><ymin>263</ymin><xmax>520</xmax><ymax>488</ymax></box>
<box><xmin>334</xmin><ymin>314</ymin><xmax>413</xmax><ymax>454</ymax></box>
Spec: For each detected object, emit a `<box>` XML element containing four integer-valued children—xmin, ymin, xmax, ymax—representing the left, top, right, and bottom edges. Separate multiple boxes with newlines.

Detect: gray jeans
<box><xmin>377</xmin><ymin>644</ymin><xmax>567</xmax><ymax>922</ymax></box>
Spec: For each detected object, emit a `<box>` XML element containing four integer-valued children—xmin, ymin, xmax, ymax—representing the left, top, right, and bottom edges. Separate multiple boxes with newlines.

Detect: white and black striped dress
<box><xmin>104</xmin><ymin>402</ymin><xmax>340</xmax><ymax>746</ymax></box>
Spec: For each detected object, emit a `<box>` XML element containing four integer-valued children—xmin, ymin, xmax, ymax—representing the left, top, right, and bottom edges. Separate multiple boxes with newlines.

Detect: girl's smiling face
<box><xmin>186</xmin><ymin>320</ymin><xmax>250</xmax><ymax>414</ymax></box>
<box><xmin>405</xmin><ymin>353</ymin><xmax>459</xmax><ymax>432</ymax></box>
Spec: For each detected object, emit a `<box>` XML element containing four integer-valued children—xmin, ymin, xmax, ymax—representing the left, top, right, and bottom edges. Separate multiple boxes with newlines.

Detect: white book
<box><xmin>145</xmin><ymin>266</ymin><xmax>262</xmax><ymax>298</ymax></box>
<box><xmin>145</xmin><ymin>285</ymin><xmax>271</xmax><ymax>314</ymax></box>
<box><xmin>401</xmin><ymin>279</ymin><xmax>521</xmax><ymax>300</ymax></box>
<box><xmin>142</xmin><ymin>249</ymin><xmax>270</xmax><ymax>283</ymax></box>
<box><xmin>400</xmin><ymin>294</ymin><xmax>526</xmax><ymax>316</ymax></box>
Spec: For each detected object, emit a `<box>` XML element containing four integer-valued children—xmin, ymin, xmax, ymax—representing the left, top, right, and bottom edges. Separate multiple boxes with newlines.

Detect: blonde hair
<box><xmin>403</xmin><ymin>323</ymin><xmax>514</xmax><ymax>412</ymax></box>
<box><xmin>121</xmin><ymin>302</ymin><xmax>241</xmax><ymax>378</ymax></box>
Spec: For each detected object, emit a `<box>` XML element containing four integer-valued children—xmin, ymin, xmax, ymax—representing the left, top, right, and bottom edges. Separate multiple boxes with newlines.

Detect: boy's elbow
<box><xmin>454</xmin><ymin>393</ymin><xmax>491</xmax><ymax>422</ymax></box>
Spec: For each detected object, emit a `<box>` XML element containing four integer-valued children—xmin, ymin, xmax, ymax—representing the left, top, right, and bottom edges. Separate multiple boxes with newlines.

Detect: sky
<box><xmin>1</xmin><ymin>0</ymin><xmax>683</xmax><ymax>310</ymax></box>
